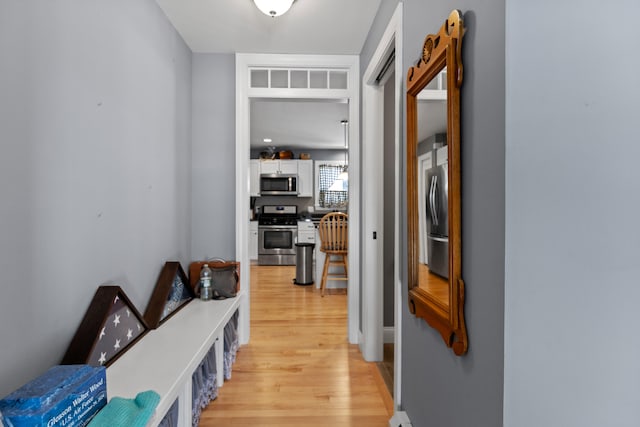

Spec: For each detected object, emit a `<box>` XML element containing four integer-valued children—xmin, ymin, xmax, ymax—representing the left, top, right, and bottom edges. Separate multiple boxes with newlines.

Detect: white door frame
<box><xmin>235</xmin><ymin>54</ymin><xmax>360</xmax><ymax>344</ymax></box>
<box><xmin>361</xmin><ymin>2</ymin><xmax>403</xmax><ymax>409</ymax></box>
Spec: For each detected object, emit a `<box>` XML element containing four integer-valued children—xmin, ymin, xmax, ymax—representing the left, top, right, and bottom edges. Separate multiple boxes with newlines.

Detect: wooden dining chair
<box><xmin>317</xmin><ymin>212</ymin><xmax>348</xmax><ymax>297</ymax></box>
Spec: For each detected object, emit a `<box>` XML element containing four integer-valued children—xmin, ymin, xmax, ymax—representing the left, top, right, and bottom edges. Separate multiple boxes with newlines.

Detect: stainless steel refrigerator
<box><xmin>425</xmin><ymin>163</ymin><xmax>449</xmax><ymax>279</ymax></box>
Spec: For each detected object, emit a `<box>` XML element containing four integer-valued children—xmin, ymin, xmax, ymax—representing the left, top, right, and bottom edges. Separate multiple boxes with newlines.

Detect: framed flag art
<box><xmin>61</xmin><ymin>286</ymin><xmax>149</xmax><ymax>367</ymax></box>
<box><xmin>143</xmin><ymin>261</ymin><xmax>195</xmax><ymax>329</ymax></box>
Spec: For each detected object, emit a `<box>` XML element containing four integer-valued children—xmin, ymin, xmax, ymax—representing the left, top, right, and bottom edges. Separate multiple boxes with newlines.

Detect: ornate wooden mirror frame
<box><xmin>406</xmin><ymin>9</ymin><xmax>467</xmax><ymax>355</ymax></box>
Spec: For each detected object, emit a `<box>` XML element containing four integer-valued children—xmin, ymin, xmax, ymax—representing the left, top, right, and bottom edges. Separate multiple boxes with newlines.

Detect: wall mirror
<box><xmin>406</xmin><ymin>9</ymin><xmax>467</xmax><ymax>355</ymax></box>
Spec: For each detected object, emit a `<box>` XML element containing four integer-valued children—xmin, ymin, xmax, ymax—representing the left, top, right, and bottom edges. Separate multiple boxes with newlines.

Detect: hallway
<box><xmin>199</xmin><ymin>265</ymin><xmax>393</xmax><ymax>426</ymax></box>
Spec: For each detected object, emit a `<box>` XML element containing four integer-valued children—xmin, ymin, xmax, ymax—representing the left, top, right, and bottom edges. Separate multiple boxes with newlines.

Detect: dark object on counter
<box><xmin>259</xmin><ymin>151</ymin><xmax>276</xmax><ymax>159</ymax></box>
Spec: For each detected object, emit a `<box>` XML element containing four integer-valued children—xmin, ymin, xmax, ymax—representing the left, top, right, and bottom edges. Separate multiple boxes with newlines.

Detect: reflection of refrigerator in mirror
<box><xmin>423</xmin><ymin>169</ymin><xmax>430</xmax><ymax>265</ymax></box>
<box><xmin>425</xmin><ymin>163</ymin><xmax>449</xmax><ymax>278</ymax></box>
<box><xmin>417</xmin><ymin>152</ymin><xmax>433</xmax><ymax>266</ymax></box>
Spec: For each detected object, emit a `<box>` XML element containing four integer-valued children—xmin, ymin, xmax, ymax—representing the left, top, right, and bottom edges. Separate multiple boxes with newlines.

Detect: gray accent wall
<box><xmin>0</xmin><ymin>1</ymin><xmax>192</xmax><ymax>396</ymax></box>
<box><xmin>191</xmin><ymin>54</ymin><xmax>237</xmax><ymax>260</ymax></box>
<box><xmin>363</xmin><ymin>0</ymin><xmax>506</xmax><ymax>425</ymax></box>
<box><xmin>504</xmin><ymin>1</ymin><xmax>640</xmax><ymax>426</ymax></box>
<box><xmin>364</xmin><ymin>1</ymin><xmax>639</xmax><ymax>426</ymax></box>
<box><xmin>400</xmin><ymin>1</ymin><xmax>506</xmax><ymax>425</ymax></box>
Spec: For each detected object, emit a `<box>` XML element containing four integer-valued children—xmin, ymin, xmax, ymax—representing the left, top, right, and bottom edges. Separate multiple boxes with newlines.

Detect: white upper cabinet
<box><xmin>253</xmin><ymin>159</ymin><xmax>313</xmax><ymax>197</ymax></box>
<box><xmin>259</xmin><ymin>159</ymin><xmax>298</xmax><ymax>175</ymax></box>
<box><xmin>259</xmin><ymin>160</ymin><xmax>279</xmax><ymax>175</ymax></box>
<box><xmin>297</xmin><ymin>160</ymin><xmax>313</xmax><ymax>197</ymax></box>
<box><xmin>250</xmin><ymin>160</ymin><xmax>260</xmax><ymax>197</ymax></box>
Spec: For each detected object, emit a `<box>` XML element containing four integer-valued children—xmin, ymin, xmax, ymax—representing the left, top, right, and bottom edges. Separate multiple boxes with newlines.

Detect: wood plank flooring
<box><xmin>199</xmin><ymin>265</ymin><xmax>393</xmax><ymax>426</ymax></box>
<box><xmin>377</xmin><ymin>343</ymin><xmax>394</xmax><ymax>397</ymax></box>
<box><xmin>419</xmin><ymin>262</ymin><xmax>449</xmax><ymax>310</ymax></box>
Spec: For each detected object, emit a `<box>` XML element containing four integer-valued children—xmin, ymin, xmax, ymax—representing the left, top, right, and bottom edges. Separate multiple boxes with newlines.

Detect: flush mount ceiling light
<box><xmin>253</xmin><ymin>0</ymin><xmax>295</xmax><ymax>17</ymax></box>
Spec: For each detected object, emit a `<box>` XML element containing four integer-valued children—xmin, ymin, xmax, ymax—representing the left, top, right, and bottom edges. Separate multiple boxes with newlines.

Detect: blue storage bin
<box><xmin>0</xmin><ymin>365</ymin><xmax>106</xmax><ymax>427</ymax></box>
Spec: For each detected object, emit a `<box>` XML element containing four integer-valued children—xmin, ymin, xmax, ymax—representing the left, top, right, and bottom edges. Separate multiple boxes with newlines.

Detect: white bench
<box><xmin>106</xmin><ymin>293</ymin><xmax>244</xmax><ymax>426</ymax></box>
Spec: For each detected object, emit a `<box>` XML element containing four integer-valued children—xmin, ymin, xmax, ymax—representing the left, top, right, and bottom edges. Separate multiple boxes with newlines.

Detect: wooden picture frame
<box><xmin>406</xmin><ymin>10</ymin><xmax>467</xmax><ymax>355</ymax></box>
<box><xmin>62</xmin><ymin>286</ymin><xmax>149</xmax><ymax>367</ymax></box>
<box><xmin>144</xmin><ymin>261</ymin><xmax>195</xmax><ymax>329</ymax></box>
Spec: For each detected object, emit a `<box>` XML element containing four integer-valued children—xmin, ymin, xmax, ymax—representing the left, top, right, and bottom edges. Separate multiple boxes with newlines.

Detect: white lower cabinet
<box><xmin>297</xmin><ymin>220</ymin><xmax>315</xmax><ymax>244</ymax></box>
<box><xmin>249</xmin><ymin>221</ymin><xmax>258</xmax><ymax>260</ymax></box>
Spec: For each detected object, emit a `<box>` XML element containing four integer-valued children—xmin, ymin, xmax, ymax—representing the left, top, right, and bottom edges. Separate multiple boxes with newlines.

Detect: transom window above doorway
<box><xmin>250</xmin><ymin>68</ymin><xmax>348</xmax><ymax>90</ymax></box>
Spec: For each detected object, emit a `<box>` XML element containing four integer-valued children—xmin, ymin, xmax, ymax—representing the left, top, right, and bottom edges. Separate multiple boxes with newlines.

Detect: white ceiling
<box><xmin>155</xmin><ymin>0</ymin><xmax>382</xmax><ymax>54</ymax></box>
<box><xmin>251</xmin><ymin>99</ymin><xmax>349</xmax><ymax>150</ymax></box>
<box><xmin>155</xmin><ymin>0</ymin><xmax>382</xmax><ymax>150</ymax></box>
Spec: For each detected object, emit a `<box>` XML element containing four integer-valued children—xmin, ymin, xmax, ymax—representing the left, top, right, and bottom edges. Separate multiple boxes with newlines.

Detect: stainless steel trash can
<box><xmin>294</xmin><ymin>243</ymin><xmax>314</xmax><ymax>285</ymax></box>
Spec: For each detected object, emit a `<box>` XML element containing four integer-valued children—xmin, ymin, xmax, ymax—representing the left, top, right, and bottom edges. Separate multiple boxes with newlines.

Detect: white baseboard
<box><xmin>389</xmin><ymin>411</ymin><xmax>412</xmax><ymax>427</ymax></box>
<box><xmin>383</xmin><ymin>326</ymin><xmax>395</xmax><ymax>344</ymax></box>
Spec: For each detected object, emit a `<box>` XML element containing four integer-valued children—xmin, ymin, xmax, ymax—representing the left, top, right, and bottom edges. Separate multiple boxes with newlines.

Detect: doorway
<box><xmin>360</xmin><ymin>2</ymin><xmax>403</xmax><ymax>409</ymax></box>
<box><xmin>235</xmin><ymin>54</ymin><xmax>361</xmax><ymax>346</ymax></box>
<box><xmin>378</xmin><ymin>68</ymin><xmax>396</xmax><ymax>395</ymax></box>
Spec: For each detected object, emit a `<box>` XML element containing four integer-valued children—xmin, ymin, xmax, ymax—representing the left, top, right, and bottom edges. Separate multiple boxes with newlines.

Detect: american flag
<box><xmin>89</xmin><ymin>295</ymin><xmax>145</xmax><ymax>366</ymax></box>
<box><xmin>160</xmin><ymin>274</ymin><xmax>191</xmax><ymax>321</ymax></box>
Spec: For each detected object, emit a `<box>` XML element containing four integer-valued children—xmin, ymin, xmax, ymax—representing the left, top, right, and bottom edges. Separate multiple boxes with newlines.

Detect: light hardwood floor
<box><xmin>199</xmin><ymin>264</ymin><xmax>393</xmax><ymax>426</ymax></box>
<box><xmin>418</xmin><ymin>262</ymin><xmax>449</xmax><ymax>310</ymax></box>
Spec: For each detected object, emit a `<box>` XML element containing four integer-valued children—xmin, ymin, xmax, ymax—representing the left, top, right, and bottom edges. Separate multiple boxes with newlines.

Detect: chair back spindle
<box><xmin>318</xmin><ymin>212</ymin><xmax>348</xmax><ymax>296</ymax></box>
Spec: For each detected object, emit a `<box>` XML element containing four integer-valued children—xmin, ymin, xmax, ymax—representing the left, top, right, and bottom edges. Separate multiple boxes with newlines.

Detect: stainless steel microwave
<box><xmin>260</xmin><ymin>174</ymin><xmax>298</xmax><ymax>196</ymax></box>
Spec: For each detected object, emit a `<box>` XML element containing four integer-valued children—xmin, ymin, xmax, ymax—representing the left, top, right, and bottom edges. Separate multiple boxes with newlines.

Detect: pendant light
<box><xmin>253</xmin><ymin>0</ymin><xmax>295</xmax><ymax>17</ymax></box>
<box><xmin>328</xmin><ymin>119</ymin><xmax>349</xmax><ymax>191</ymax></box>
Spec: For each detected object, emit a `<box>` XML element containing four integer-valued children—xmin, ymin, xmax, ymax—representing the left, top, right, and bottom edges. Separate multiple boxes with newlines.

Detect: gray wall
<box><xmin>504</xmin><ymin>1</ymin><xmax>640</xmax><ymax>426</ymax></box>
<box><xmin>364</xmin><ymin>1</ymin><xmax>640</xmax><ymax>426</ymax></box>
<box><xmin>400</xmin><ymin>1</ymin><xmax>506</xmax><ymax>425</ymax></box>
<box><xmin>190</xmin><ymin>54</ymin><xmax>236</xmax><ymax>260</ymax></box>
<box><xmin>0</xmin><ymin>0</ymin><xmax>192</xmax><ymax>396</ymax></box>
<box><xmin>362</xmin><ymin>0</ymin><xmax>506</xmax><ymax>425</ymax></box>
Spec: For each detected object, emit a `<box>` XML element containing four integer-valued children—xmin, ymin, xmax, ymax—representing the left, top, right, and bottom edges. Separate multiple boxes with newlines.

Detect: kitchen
<box><xmin>248</xmin><ymin>97</ymin><xmax>349</xmax><ymax>290</ymax></box>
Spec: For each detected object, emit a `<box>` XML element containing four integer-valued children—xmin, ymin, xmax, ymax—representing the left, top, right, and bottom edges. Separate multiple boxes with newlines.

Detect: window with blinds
<box><xmin>317</xmin><ymin>163</ymin><xmax>348</xmax><ymax>209</ymax></box>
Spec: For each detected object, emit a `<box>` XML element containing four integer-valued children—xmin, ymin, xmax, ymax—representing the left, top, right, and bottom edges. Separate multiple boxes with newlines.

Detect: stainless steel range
<box><xmin>258</xmin><ymin>205</ymin><xmax>298</xmax><ymax>265</ymax></box>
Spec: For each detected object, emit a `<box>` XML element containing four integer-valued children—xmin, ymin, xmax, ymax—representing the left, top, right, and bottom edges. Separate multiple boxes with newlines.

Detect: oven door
<box><xmin>258</xmin><ymin>226</ymin><xmax>297</xmax><ymax>265</ymax></box>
